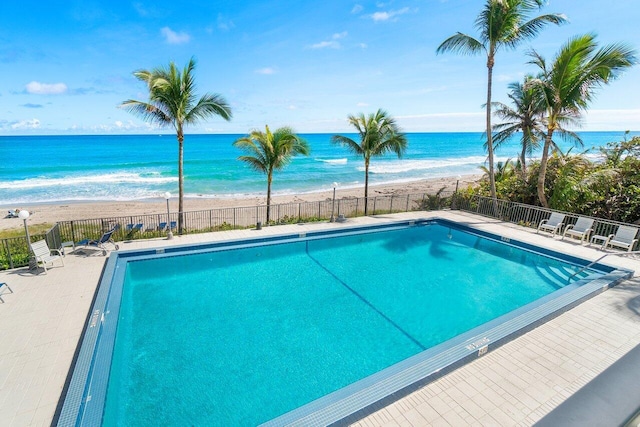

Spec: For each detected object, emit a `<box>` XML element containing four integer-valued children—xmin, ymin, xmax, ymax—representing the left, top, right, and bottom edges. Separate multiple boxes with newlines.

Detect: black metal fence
<box><xmin>0</xmin><ymin>192</ymin><xmax>452</xmax><ymax>270</ymax></box>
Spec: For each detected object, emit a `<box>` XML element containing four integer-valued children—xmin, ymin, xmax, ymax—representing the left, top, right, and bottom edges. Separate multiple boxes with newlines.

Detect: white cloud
<box><xmin>583</xmin><ymin>109</ymin><xmax>640</xmax><ymax>131</ymax></box>
<box><xmin>25</xmin><ymin>81</ymin><xmax>67</xmax><ymax>95</ymax></box>
<box><xmin>370</xmin><ymin>7</ymin><xmax>410</xmax><ymax>22</ymax></box>
<box><xmin>217</xmin><ymin>14</ymin><xmax>235</xmax><ymax>31</ymax></box>
<box><xmin>133</xmin><ymin>2</ymin><xmax>149</xmax><ymax>17</ymax></box>
<box><xmin>11</xmin><ymin>118</ymin><xmax>41</xmax><ymax>129</ymax></box>
<box><xmin>352</xmin><ymin>4</ymin><xmax>363</xmax><ymax>14</ymax></box>
<box><xmin>161</xmin><ymin>27</ymin><xmax>190</xmax><ymax>44</ymax></box>
<box><xmin>256</xmin><ymin>67</ymin><xmax>276</xmax><ymax>75</ymax></box>
<box><xmin>359</xmin><ymin>43</ymin><xmax>368</xmax><ymax>49</ymax></box>
<box><xmin>357</xmin><ymin>102</ymin><xmax>369</xmax><ymax>107</ymax></box>
<box><xmin>309</xmin><ymin>32</ymin><xmax>348</xmax><ymax>50</ymax></box>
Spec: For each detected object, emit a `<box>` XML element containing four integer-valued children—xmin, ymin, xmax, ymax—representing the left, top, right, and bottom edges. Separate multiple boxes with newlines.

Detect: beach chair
<box><xmin>76</xmin><ymin>226</ymin><xmax>120</xmax><ymax>256</ymax></box>
<box><xmin>158</xmin><ymin>221</ymin><xmax>178</xmax><ymax>233</ymax></box>
<box><xmin>30</xmin><ymin>240</ymin><xmax>64</xmax><ymax>273</ymax></box>
<box><xmin>6</xmin><ymin>209</ymin><xmax>17</xmax><ymax>218</ymax></box>
<box><xmin>562</xmin><ymin>217</ymin><xmax>595</xmax><ymax>244</ymax></box>
<box><xmin>0</xmin><ymin>282</ymin><xmax>13</xmax><ymax>303</ymax></box>
<box><xmin>591</xmin><ymin>225</ymin><xmax>639</xmax><ymax>252</ymax></box>
<box><xmin>537</xmin><ymin>212</ymin><xmax>566</xmax><ymax>236</ymax></box>
<box><xmin>125</xmin><ymin>223</ymin><xmax>143</xmax><ymax>238</ymax></box>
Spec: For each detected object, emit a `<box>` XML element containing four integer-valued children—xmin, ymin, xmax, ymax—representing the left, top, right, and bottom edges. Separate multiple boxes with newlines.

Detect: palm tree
<box><xmin>437</xmin><ymin>0</ymin><xmax>566</xmax><ymax>203</ymax></box>
<box><xmin>121</xmin><ymin>58</ymin><xmax>232</xmax><ymax>234</ymax></box>
<box><xmin>234</xmin><ymin>125</ymin><xmax>310</xmax><ymax>223</ymax></box>
<box><xmin>331</xmin><ymin>109</ymin><xmax>407</xmax><ymax>215</ymax></box>
<box><xmin>479</xmin><ymin>158</ymin><xmax>514</xmax><ymax>183</ymax></box>
<box><xmin>527</xmin><ymin>33</ymin><xmax>637</xmax><ymax>207</ymax></box>
<box><xmin>491</xmin><ymin>77</ymin><xmax>546</xmax><ymax>177</ymax></box>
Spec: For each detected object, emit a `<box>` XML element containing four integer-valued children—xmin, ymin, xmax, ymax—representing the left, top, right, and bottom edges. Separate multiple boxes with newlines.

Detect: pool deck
<box><xmin>1</xmin><ymin>210</ymin><xmax>640</xmax><ymax>426</ymax></box>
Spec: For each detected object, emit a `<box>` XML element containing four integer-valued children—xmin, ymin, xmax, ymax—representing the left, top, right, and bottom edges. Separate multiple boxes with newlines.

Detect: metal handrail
<box><xmin>567</xmin><ymin>250</ymin><xmax>640</xmax><ymax>283</ymax></box>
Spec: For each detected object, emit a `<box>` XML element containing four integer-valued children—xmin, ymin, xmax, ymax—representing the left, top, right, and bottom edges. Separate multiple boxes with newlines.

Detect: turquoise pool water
<box><xmin>103</xmin><ymin>223</ymin><xmax>598</xmax><ymax>425</ymax></box>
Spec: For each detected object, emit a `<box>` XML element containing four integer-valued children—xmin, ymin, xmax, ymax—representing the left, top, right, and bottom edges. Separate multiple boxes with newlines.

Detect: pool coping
<box><xmin>55</xmin><ymin>217</ymin><xmax>634</xmax><ymax>426</ymax></box>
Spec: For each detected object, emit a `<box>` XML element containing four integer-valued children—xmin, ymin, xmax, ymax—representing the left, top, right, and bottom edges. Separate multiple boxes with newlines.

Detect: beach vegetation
<box><xmin>234</xmin><ymin>125</ymin><xmax>310</xmax><ymax>223</ymax></box>
<box><xmin>414</xmin><ymin>187</ymin><xmax>450</xmax><ymax>211</ymax></box>
<box><xmin>473</xmin><ymin>133</ymin><xmax>640</xmax><ymax>223</ymax></box>
<box><xmin>526</xmin><ymin>33</ymin><xmax>637</xmax><ymax>207</ymax></box>
<box><xmin>437</xmin><ymin>0</ymin><xmax>567</xmax><ymax>204</ymax></box>
<box><xmin>121</xmin><ymin>57</ymin><xmax>232</xmax><ymax>234</ymax></box>
<box><xmin>332</xmin><ymin>109</ymin><xmax>407</xmax><ymax>215</ymax></box>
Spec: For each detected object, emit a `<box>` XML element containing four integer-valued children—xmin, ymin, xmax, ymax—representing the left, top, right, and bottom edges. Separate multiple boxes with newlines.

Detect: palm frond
<box><xmin>436</xmin><ymin>33</ymin><xmax>485</xmax><ymax>55</ymax></box>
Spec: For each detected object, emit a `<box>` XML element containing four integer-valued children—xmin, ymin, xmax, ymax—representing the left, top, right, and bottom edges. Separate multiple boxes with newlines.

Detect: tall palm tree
<box><xmin>527</xmin><ymin>33</ymin><xmax>637</xmax><ymax>207</ymax></box>
<box><xmin>121</xmin><ymin>57</ymin><xmax>232</xmax><ymax>234</ymax></box>
<box><xmin>491</xmin><ymin>76</ymin><xmax>546</xmax><ymax>177</ymax></box>
<box><xmin>332</xmin><ymin>109</ymin><xmax>407</xmax><ymax>215</ymax></box>
<box><xmin>234</xmin><ymin>125</ymin><xmax>310</xmax><ymax>223</ymax></box>
<box><xmin>437</xmin><ymin>0</ymin><xmax>566</xmax><ymax>203</ymax></box>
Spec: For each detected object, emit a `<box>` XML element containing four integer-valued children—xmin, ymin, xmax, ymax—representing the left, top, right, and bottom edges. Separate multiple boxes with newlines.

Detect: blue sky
<box><xmin>1</xmin><ymin>0</ymin><xmax>638</xmax><ymax>135</ymax></box>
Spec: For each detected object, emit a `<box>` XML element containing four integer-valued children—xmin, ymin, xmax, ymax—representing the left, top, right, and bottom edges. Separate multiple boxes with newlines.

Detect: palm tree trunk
<box><xmin>266</xmin><ymin>171</ymin><xmax>272</xmax><ymax>223</ymax></box>
<box><xmin>520</xmin><ymin>144</ymin><xmax>527</xmax><ymax>178</ymax></box>
<box><xmin>177</xmin><ymin>131</ymin><xmax>184</xmax><ymax>235</ymax></box>
<box><xmin>364</xmin><ymin>158</ymin><xmax>370</xmax><ymax>215</ymax></box>
<box><xmin>486</xmin><ymin>51</ymin><xmax>499</xmax><ymax>217</ymax></box>
<box><xmin>537</xmin><ymin>129</ymin><xmax>553</xmax><ymax>207</ymax></box>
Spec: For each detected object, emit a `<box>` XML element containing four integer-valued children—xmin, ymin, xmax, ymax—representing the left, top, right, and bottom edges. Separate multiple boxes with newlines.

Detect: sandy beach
<box><xmin>0</xmin><ymin>175</ymin><xmax>481</xmax><ymax>231</ymax></box>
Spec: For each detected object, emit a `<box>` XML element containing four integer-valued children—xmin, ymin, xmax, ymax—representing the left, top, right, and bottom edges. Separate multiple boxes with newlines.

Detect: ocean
<box><xmin>0</xmin><ymin>131</ymin><xmax>634</xmax><ymax>205</ymax></box>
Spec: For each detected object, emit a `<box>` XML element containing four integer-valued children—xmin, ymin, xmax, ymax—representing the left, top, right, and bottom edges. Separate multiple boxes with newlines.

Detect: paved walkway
<box><xmin>1</xmin><ymin>211</ymin><xmax>639</xmax><ymax>426</ymax></box>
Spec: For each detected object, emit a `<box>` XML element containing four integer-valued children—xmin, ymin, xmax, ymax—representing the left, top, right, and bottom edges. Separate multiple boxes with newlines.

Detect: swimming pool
<box><xmin>57</xmin><ymin>218</ymin><xmax>633</xmax><ymax>426</ymax></box>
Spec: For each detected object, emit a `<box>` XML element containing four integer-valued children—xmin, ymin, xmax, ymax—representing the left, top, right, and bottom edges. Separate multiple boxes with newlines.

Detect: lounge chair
<box><xmin>562</xmin><ymin>217</ymin><xmax>595</xmax><ymax>244</ymax></box>
<box><xmin>591</xmin><ymin>225</ymin><xmax>639</xmax><ymax>252</ymax></box>
<box><xmin>6</xmin><ymin>210</ymin><xmax>17</xmax><ymax>218</ymax></box>
<box><xmin>125</xmin><ymin>223</ymin><xmax>143</xmax><ymax>238</ymax></box>
<box><xmin>158</xmin><ymin>221</ymin><xmax>177</xmax><ymax>230</ymax></box>
<box><xmin>76</xmin><ymin>226</ymin><xmax>120</xmax><ymax>256</ymax></box>
<box><xmin>0</xmin><ymin>282</ymin><xmax>13</xmax><ymax>303</ymax></box>
<box><xmin>537</xmin><ymin>212</ymin><xmax>566</xmax><ymax>236</ymax></box>
<box><xmin>30</xmin><ymin>240</ymin><xmax>64</xmax><ymax>273</ymax></box>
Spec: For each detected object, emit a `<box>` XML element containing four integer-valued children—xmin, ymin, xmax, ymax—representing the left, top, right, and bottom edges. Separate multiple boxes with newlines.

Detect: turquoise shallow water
<box><xmin>1</xmin><ymin>131</ymin><xmax>634</xmax><ymax>204</ymax></box>
<box><xmin>103</xmin><ymin>224</ymin><xmax>597</xmax><ymax>425</ymax></box>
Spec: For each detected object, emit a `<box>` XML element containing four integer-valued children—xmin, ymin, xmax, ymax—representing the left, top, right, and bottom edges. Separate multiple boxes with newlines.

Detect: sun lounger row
<box><xmin>127</xmin><ymin>222</ymin><xmax>177</xmax><ymax>233</ymax></box>
<box><xmin>537</xmin><ymin>213</ymin><xmax>639</xmax><ymax>252</ymax></box>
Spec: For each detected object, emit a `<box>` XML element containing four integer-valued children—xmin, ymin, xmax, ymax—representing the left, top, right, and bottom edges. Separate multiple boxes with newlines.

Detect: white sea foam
<box><xmin>315</xmin><ymin>158</ymin><xmax>348</xmax><ymax>165</ymax></box>
<box><xmin>362</xmin><ymin>156</ymin><xmax>493</xmax><ymax>174</ymax></box>
<box><xmin>0</xmin><ymin>172</ymin><xmax>177</xmax><ymax>190</ymax></box>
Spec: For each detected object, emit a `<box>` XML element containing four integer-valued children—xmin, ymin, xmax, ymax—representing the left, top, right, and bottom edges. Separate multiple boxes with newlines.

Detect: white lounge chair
<box><xmin>592</xmin><ymin>225</ymin><xmax>639</xmax><ymax>252</ymax></box>
<box><xmin>30</xmin><ymin>240</ymin><xmax>64</xmax><ymax>273</ymax></box>
<box><xmin>537</xmin><ymin>212</ymin><xmax>566</xmax><ymax>236</ymax></box>
<box><xmin>562</xmin><ymin>217</ymin><xmax>595</xmax><ymax>244</ymax></box>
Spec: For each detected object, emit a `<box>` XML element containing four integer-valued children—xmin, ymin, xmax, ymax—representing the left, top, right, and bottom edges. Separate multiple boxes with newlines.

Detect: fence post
<box><xmin>406</xmin><ymin>195</ymin><xmax>410</xmax><ymax>212</ymax></box>
<box><xmin>373</xmin><ymin>197</ymin><xmax>377</xmax><ymax>215</ymax></box>
<box><xmin>318</xmin><ymin>201</ymin><xmax>321</xmax><ymax>219</ymax></box>
<box><xmin>356</xmin><ymin>198</ymin><xmax>359</xmax><ymax>216</ymax></box>
<box><xmin>298</xmin><ymin>203</ymin><xmax>302</xmax><ymax>223</ymax></box>
<box><xmin>390</xmin><ymin>195</ymin><xmax>394</xmax><ymax>214</ymax></box>
<box><xmin>5</xmin><ymin>240</ymin><xmax>13</xmax><ymax>270</ymax></box>
<box><xmin>71</xmin><ymin>221</ymin><xmax>76</xmax><ymax>243</ymax></box>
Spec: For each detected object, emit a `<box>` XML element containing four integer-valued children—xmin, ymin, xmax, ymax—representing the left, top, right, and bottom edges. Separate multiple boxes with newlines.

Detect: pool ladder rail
<box><xmin>567</xmin><ymin>250</ymin><xmax>640</xmax><ymax>284</ymax></box>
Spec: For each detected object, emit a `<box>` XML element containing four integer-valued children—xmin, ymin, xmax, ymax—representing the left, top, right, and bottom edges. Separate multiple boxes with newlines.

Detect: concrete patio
<box><xmin>1</xmin><ymin>211</ymin><xmax>639</xmax><ymax>426</ymax></box>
